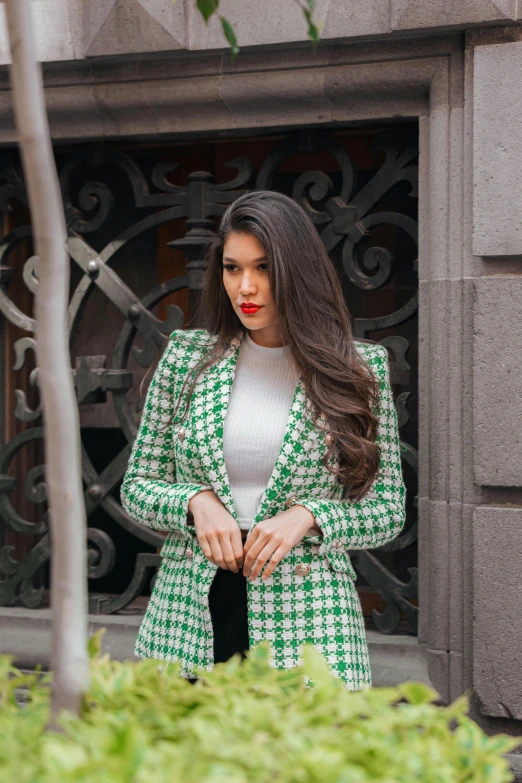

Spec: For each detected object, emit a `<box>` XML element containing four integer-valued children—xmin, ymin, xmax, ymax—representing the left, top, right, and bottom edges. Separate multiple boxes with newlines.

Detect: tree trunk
<box><xmin>4</xmin><ymin>0</ymin><xmax>89</xmax><ymax>724</ymax></box>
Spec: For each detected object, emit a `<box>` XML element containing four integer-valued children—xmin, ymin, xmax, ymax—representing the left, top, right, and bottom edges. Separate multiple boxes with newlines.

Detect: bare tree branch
<box><xmin>4</xmin><ymin>0</ymin><xmax>89</xmax><ymax>725</ymax></box>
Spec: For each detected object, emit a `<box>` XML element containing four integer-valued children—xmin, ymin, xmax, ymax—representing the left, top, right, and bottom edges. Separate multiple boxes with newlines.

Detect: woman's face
<box><xmin>222</xmin><ymin>231</ymin><xmax>282</xmax><ymax>344</ymax></box>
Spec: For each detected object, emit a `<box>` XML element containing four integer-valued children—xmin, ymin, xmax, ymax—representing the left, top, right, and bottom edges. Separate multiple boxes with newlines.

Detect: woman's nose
<box><xmin>239</xmin><ymin>277</ymin><xmax>256</xmax><ymax>294</ymax></box>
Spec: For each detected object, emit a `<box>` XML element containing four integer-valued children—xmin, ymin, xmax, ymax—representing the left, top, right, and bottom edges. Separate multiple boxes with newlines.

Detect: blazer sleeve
<box><xmin>120</xmin><ymin>335</ymin><xmax>213</xmax><ymax>535</ymax></box>
<box><xmin>297</xmin><ymin>344</ymin><xmax>406</xmax><ymax>556</ymax></box>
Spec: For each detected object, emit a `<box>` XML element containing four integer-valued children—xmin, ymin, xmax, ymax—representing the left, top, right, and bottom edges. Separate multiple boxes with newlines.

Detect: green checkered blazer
<box><xmin>121</xmin><ymin>328</ymin><xmax>406</xmax><ymax>689</ymax></box>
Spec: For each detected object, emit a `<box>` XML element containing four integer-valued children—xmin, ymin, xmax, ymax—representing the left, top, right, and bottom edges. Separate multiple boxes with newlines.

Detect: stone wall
<box><xmin>469</xmin><ymin>33</ymin><xmax>522</xmax><ymax>723</ymax></box>
<box><xmin>0</xmin><ymin>0</ymin><xmax>522</xmax><ymax>63</ymax></box>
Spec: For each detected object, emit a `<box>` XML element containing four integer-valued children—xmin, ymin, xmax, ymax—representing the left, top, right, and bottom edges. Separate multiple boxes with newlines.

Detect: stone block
<box><xmin>426</xmin><ymin>499</ymin><xmax>450</xmax><ymax>653</ymax></box>
<box><xmin>449</xmin><ymin>651</ymin><xmax>464</xmax><ymax>702</ymax></box>
<box><xmin>428</xmin><ymin>649</ymin><xmax>450</xmax><ymax>704</ymax></box>
<box><xmin>462</xmin><ymin>281</ymin><xmax>482</xmax><ymax>506</ymax></box>
<box><xmin>420</xmin><ymin>279</ymin><xmax>451</xmax><ymax>501</ymax></box>
<box><xmin>0</xmin><ymin>0</ymin><xmax>83</xmax><ymax>65</ymax></box>
<box><xmin>417</xmin><ymin>495</ymin><xmax>430</xmax><ymax>646</ymax></box>
<box><xmin>473</xmin><ymin>41</ymin><xmax>522</xmax><ymax>256</ymax></box>
<box><xmin>473</xmin><ymin>277</ymin><xmax>522</xmax><ymax>486</ymax></box>
<box><xmin>448</xmin><ymin>502</ymin><xmax>464</xmax><ymax>653</ymax></box>
<box><xmin>392</xmin><ymin>0</ymin><xmax>517</xmax><ymax>30</ymax></box>
<box><xmin>461</xmin><ymin>503</ymin><xmax>475</xmax><ymax>689</ymax></box>
<box><xmin>84</xmin><ymin>0</ymin><xmax>186</xmax><ymax>57</ymax></box>
<box><xmin>218</xmin><ymin>67</ymin><xmax>331</xmax><ymax>130</ymax></box>
<box><xmin>473</xmin><ymin>506</ymin><xmax>522</xmax><ymax>718</ymax></box>
<box><xmin>188</xmin><ymin>0</ymin><xmax>390</xmax><ymax>50</ymax></box>
<box><xmin>320</xmin><ymin>0</ymin><xmax>391</xmax><ymax>39</ymax></box>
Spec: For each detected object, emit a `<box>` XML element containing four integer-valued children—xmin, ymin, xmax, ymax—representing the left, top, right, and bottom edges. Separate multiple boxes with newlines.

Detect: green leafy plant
<box><xmin>0</xmin><ymin>636</ymin><xmax>519</xmax><ymax>783</ymax></box>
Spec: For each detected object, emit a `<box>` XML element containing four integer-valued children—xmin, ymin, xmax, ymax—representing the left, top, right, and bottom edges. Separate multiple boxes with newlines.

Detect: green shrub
<box><xmin>0</xmin><ymin>635</ymin><xmax>519</xmax><ymax>783</ymax></box>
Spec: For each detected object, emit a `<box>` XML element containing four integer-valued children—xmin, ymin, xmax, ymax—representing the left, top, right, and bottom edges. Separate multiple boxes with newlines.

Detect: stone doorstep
<box><xmin>509</xmin><ymin>756</ymin><xmax>522</xmax><ymax>783</ymax></box>
<box><xmin>0</xmin><ymin>606</ymin><xmax>428</xmax><ymax>687</ymax></box>
<box><xmin>0</xmin><ymin>607</ymin><xmax>143</xmax><ymax>670</ymax></box>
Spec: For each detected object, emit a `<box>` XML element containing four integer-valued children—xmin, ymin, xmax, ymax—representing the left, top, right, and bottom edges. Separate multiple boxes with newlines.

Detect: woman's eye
<box><xmin>222</xmin><ymin>263</ymin><xmax>268</xmax><ymax>272</ymax></box>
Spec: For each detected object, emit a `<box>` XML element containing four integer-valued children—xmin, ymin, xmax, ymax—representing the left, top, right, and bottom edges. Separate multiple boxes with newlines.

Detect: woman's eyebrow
<box><xmin>223</xmin><ymin>256</ymin><xmax>267</xmax><ymax>262</ymax></box>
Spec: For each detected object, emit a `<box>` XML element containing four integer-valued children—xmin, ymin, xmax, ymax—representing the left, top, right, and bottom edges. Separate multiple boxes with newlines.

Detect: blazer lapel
<box><xmin>200</xmin><ymin>329</ymin><xmax>309</xmax><ymax>526</ymax></box>
<box><xmin>251</xmin><ymin>377</ymin><xmax>308</xmax><ymax>525</ymax></box>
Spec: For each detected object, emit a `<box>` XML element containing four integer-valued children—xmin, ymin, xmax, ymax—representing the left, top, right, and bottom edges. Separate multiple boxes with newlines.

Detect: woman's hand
<box><xmin>242</xmin><ymin>506</ymin><xmax>319</xmax><ymax>581</ymax></box>
<box><xmin>188</xmin><ymin>490</ymin><xmax>244</xmax><ymax>572</ymax></box>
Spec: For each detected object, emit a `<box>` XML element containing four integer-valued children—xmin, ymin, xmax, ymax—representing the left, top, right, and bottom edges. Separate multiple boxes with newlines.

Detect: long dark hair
<box><xmin>144</xmin><ymin>190</ymin><xmax>381</xmax><ymax>502</ymax></box>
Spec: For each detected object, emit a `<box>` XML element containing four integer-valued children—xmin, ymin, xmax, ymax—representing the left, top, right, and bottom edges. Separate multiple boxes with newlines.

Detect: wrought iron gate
<box><xmin>0</xmin><ymin>127</ymin><xmax>418</xmax><ymax>633</ymax></box>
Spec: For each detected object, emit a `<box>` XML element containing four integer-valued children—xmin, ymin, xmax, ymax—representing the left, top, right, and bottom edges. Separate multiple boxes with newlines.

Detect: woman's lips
<box><xmin>240</xmin><ymin>305</ymin><xmax>262</xmax><ymax>314</ymax></box>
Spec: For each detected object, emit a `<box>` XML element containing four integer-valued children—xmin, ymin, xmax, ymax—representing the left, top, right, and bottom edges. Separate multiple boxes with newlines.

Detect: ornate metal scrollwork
<box><xmin>0</xmin><ymin>129</ymin><xmax>418</xmax><ymax>632</ymax></box>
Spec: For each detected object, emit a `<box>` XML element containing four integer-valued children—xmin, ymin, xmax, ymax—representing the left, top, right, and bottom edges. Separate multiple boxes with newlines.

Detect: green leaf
<box><xmin>197</xmin><ymin>0</ymin><xmax>219</xmax><ymax>23</ymax></box>
<box><xmin>301</xmin><ymin>643</ymin><xmax>337</xmax><ymax>688</ymax></box>
<box><xmin>398</xmin><ymin>681</ymin><xmax>440</xmax><ymax>705</ymax></box>
<box><xmin>220</xmin><ymin>16</ymin><xmax>239</xmax><ymax>62</ymax></box>
<box><xmin>300</xmin><ymin>0</ymin><xmax>322</xmax><ymax>48</ymax></box>
<box><xmin>87</xmin><ymin>627</ymin><xmax>106</xmax><ymax>659</ymax></box>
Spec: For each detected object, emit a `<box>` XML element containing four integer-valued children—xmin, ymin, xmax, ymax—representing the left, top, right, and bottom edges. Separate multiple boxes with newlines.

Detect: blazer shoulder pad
<box><xmin>169</xmin><ymin>328</ymin><xmax>217</xmax><ymax>350</ymax></box>
<box><xmin>354</xmin><ymin>340</ymin><xmax>389</xmax><ymax>377</ymax></box>
<box><xmin>354</xmin><ymin>339</ymin><xmax>388</xmax><ymax>360</ymax></box>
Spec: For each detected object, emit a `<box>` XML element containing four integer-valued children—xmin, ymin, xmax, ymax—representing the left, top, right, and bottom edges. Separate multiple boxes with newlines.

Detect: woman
<box><xmin>121</xmin><ymin>190</ymin><xmax>406</xmax><ymax>690</ymax></box>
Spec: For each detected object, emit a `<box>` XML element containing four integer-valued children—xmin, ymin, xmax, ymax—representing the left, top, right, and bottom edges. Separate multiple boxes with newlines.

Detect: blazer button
<box><xmin>294</xmin><ymin>563</ymin><xmax>311</xmax><ymax>577</ymax></box>
<box><xmin>185</xmin><ymin>546</ymin><xmax>193</xmax><ymax>559</ymax></box>
<box><xmin>285</xmin><ymin>495</ymin><xmax>300</xmax><ymax>509</ymax></box>
<box><xmin>177</xmin><ymin>428</ymin><xmax>186</xmax><ymax>441</ymax></box>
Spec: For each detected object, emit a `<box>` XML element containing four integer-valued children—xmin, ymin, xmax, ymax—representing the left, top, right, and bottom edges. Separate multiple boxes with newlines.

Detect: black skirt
<box><xmin>208</xmin><ymin>565</ymin><xmax>250</xmax><ymax>663</ymax></box>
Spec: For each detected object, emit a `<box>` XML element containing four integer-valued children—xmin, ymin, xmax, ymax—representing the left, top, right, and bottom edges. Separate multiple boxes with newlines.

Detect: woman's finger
<box><xmin>261</xmin><ymin>544</ymin><xmax>288</xmax><ymax>580</ymax></box>
<box><xmin>248</xmin><ymin>541</ymin><xmax>279</xmax><ymax>581</ymax></box>
<box><xmin>208</xmin><ymin>534</ymin><xmax>227</xmax><ymax>570</ymax></box>
<box><xmin>230</xmin><ymin>530</ymin><xmax>244</xmax><ymax>569</ymax></box>
<box><xmin>198</xmin><ymin>535</ymin><xmax>213</xmax><ymax>562</ymax></box>
<box><xmin>242</xmin><ymin>528</ymin><xmax>258</xmax><ymax>558</ymax></box>
<box><xmin>242</xmin><ymin>533</ymin><xmax>265</xmax><ymax>576</ymax></box>
<box><xmin>219</xmin><ymin>533</ymin><xmax>239</xmax><ymax>572</ymax></box>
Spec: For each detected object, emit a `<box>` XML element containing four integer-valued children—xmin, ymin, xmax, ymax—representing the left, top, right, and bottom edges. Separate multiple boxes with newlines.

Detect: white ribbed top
<box><xmin>223</xmin><ymin>330</ymin><xmax>299</xmax><ymax>530</ymax></box>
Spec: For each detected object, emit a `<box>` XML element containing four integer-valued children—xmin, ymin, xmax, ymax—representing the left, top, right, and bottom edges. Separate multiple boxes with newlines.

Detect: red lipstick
<box><xmin>240</xmin><ymin>303</ymin><xmax>262</xmax><ymax>314</ymax></box>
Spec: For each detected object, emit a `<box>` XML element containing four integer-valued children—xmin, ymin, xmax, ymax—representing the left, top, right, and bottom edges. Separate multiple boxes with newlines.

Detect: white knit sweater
<box><xmin>223</xmin><ymin>330</ymin><xmax>299</xmax><ymax>530</ymax></box>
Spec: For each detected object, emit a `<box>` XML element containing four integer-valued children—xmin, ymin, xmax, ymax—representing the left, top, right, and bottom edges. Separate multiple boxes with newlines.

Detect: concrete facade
<box><xmin>473</xmin><ymin>507</ymin><xmax>522</xmax><ymax>719</ymax></box>
<box><xmin>1</xmin><ymin>0</ymin><xmax>522</xmax><ymax>764</ymax></box>
<box><xmin>473</xmin><ymin>42</ymin><xmax>522</xmax><ymax>256</ymax></box>
<box><xmin>1</xmin><ymin>0</ymin><xmax>522</xmax><ymax>63</ymax></box>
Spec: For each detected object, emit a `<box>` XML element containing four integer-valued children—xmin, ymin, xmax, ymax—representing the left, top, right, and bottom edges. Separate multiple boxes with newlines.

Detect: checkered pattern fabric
<box><xmin>121</xmin><ymin>328</ymin><xmax>406</xmax><ymax>688</ymax></box>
